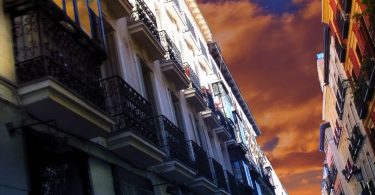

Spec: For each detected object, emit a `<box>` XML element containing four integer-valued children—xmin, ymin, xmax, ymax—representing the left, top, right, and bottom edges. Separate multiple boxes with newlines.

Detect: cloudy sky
<box><xmin>198</xmin><ymin>0</ymin><xmax>324</xmax><ymax>194</ymax></box>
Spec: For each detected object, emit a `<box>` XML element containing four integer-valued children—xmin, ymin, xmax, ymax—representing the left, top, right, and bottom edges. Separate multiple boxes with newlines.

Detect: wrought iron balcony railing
<box><xmin>102</xmin><ymin>76</ymin><xmax>159</xmax><ymax>146</ymax></box>
<box><xmin>159</xmin><ymin>31</ymin><xmax>183</xmax><ymax>69</ymax></box>
<box><xmin>11</xmin><ymin>9</ymin><xmax>106</xmax><ymax>110</ymax></box>
<box><xmin>334</xmin><ymin>125</ymin><xmax>342</xmax><ymax>146</ymax></box>
<box><xmin>130</xmin><ymin>0</ymin><xmax>160</xmax><ymax>41</ymax></box>
<box><xmin>157</xmin><ymin>115</ymin><xmax>191</xmax><ymax>167</ymax></box>
<box><xmin>342</xmin><ymin>163</ymin><xmax>357</xmax><ymax>182</ymax></box>
<box><xmin>237</xmin><ymin>182</ymin><xmax>253</xmax><ymax>194</ymax></box>
<box><xmin>354</xmin><ymin>76</ymin><xmax>370</xmax><ymax>119</ymax></box>
<box><xmin>335</xmin><ymin>103</ymin><xmax>344</xmax><ymax>120</ymax></box>
<box><xmin>227</xmin><ymin>171</ymin><xmax>238</xmax><ymax>195</ymax></box>
<box><xmin>183</xmin><ymin>63</ymin><xmax>202</xmax><ymax>91</ymax></box>
<box><xmin>224</xmin><ymin>117</ymin><xmax>236</xmax><ymax>139</ymax></box>
<box><xmin>338</xmin><ymin>77</ymin><xmax>347</xmax><ymax>100</ymax></box>
<box><xmin>336</xmin><ymin>78</ymin><xmax>346</xmax><ymax>119</ymax></box>
<box><xmin>187</xmin><ymin>140</ymin><xmax>213</xmax><ymax>181</ymax></box>
<box><xmin>210</xmin><ymin>158</ymin><xmax>228</xmax><ymax>192</ymax></box>
<box><xmin>329</xmin><ymin>164</ymin><xmax>338</xmax><ymax>185</ymax></box>
<box><xmin>348</xmin><ymin>125</ymin><xmax>364</xmax><ymax>161</ymax></box>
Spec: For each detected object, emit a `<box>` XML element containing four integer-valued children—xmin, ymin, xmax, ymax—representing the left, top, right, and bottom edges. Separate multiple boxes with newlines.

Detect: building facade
<box><xmin>319</xmin><ymin>0</ymin><xmax>375</xmax><ymax>193</ymax></box>
<box><xmin>0</xmin><ymin>0</ymin><xmax>284</xmax><ymax>194</ymax></box>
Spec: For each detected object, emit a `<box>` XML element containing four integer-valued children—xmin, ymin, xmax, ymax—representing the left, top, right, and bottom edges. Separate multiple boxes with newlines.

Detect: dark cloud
<box><xmin>198</xmin><ymin>0</ymin><xmax>323</xmax><ymax>194</ymax></box>
<box><xmin>263</xmin><ymin>136</ymin><xmax>279</xmax><ymax>152</ymax></box>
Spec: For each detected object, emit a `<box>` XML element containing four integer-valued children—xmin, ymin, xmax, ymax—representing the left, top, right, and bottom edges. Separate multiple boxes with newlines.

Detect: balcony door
<box><xmin>139</xmin><ymin>60</ymin><xmax>158</xmax><ymax>112</ymax></box>
<box><xmin>26</xmin><ymin>132</ymin><xmax>91</xmax><ymax>195</ymax></box>
<box><xmin>170</xmin><ymin>92</ymin><xmax>185</xmax><ymax>130</ymax></box>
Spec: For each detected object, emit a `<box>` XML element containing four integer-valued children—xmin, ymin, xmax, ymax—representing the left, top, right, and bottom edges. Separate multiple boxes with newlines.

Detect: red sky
<box><xmin>198</xmin><ymin>0</ymin><xmax>324</xmax><ymax>194</ymax></box>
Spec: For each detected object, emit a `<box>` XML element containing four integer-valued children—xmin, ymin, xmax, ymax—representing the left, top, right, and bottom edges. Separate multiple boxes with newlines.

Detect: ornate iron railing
<box><xmin>157</xmin><ymin>115</ymin><xmax>191</xmax><ymax>167</ymax></box>
<box><xmin>334</xmin><ymin>124</ymin><xmax>342</xmax><ymax>146</ymax></box>
<box><xmin>159</xmin><ymin>31</ymin><xmax>183</xmax><ymax>70</ymax></box>
<box><xmin>329</xmin><ymin>164</ymin><xmax>338</xmax><ymax>185</ymax></box>
<box><xmin>348</xmin><ymin>125</ymin><xmax>364</xmax><ymax>161</ymax></box>
<box><xmin>183</xmin><ymin>63</ymin><xmax>201</xmax><ymax>91</ymax></box>
<box><xmin>130</xmin><ymin>0</ymin><xmax>160</xmax><ymax>41</ymax></box>
<box><xmin>237</xmin><ymin>182</ymin><xmax>253</xmax><ymax>194</ymax></box>
<box><xmin>224</xmin><ymin>117</ymin><xmax>236</xmax><ymax>139</ymax></box>
<box><xmin>210</xmin><ymin>158</ymin><xmax>228</xmax><ymax>192</ymax></box>
<box><xmin>338</xmin><ymin>78</ymin><xmax>347</xmax><ymax>101</ymax></box>
<box><xmin>102</xmin><ymin>76</ymin><xmax>159</xmax><ymax>146</ymax></box>
<box><xmin>342</xmin><ymin>163</ymin><xmax>356</xmax><ymax>182</ymax></box>
<box><xmin>354</xmin><ymin>76</ymin><xmax>369</xmax><ymax>119</ymax></box>
<box><xmin>187</xmin><ymin>140</ymin><xmax>213</xmax><ymax>181</ymax></box>
<box><xmin>11</xmin><ymin>9</ymin><xmax>105</xmax><ymax>110</ymax></box>
<box><xmin>227</xmin><ymin>171</ymin><xmax>238</xmax><ymax>195</ymax></box>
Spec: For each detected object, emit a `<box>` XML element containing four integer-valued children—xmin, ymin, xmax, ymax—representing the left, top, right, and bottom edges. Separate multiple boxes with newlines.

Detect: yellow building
<box><xmin>321</xmin><ymin>0</ymin><xmax>375</xmax><ymax>194</ymax></box>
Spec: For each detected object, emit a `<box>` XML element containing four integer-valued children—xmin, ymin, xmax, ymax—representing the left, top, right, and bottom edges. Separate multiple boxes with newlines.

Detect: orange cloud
<box><xmin>199</xmin><ymin>0</ymin><xmax>324</xmax><ymax>194</ymax></box>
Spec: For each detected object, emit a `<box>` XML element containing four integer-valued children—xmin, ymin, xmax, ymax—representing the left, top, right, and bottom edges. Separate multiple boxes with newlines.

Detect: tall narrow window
<box><xmin>171</xmin><ymin>92</ymin><xmax>184</xmax><ymax>130</ymax></box>
<box><xmin>140</xmin><ymin>60</ymin><xmax>157</xmax><ymax>110</ymax></box>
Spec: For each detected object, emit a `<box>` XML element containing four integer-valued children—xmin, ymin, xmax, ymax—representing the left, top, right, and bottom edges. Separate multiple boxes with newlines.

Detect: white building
<box><xmin>0</xmin><ymin>0</ymin><xmax>283</xmax><ymax>194</ymax></box>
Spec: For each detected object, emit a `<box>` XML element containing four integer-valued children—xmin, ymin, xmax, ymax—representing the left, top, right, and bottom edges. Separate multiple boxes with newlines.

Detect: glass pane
<box><xmin>65</xmin><ymin>0</ymin><xmax>76</xmax><ymax>22</ymax></box>
<box><xmin>77</xmin><ymin>0</ymin><xmax>91</xmax><ymax>37</ymax></box>
<box><xmin>88</xmin><ymin>0</ymin><xmax>99</xmax><ymax>16</ymax></box>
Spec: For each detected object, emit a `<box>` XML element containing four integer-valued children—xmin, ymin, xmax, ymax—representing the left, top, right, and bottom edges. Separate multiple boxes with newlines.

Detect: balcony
<box><xmin>183</xmin><ymin>64</ymin><xmax>207</xmax><ymax>112</ymax></box>
<box><xmin>342</xmin><ymin>163</ymin><xmax>356</xmax><ymax>182</ymax></box>
<box><xmin>335</xmin><ymin>10</ymin><xmax>349</xmax><ymax>39</ymax></box>
<box><xmin>335</xmin><ymin>78</ymin><xmax>346</xmax><ymax>119</ymax></box>
<box><xmin>214</xmin><ymin>113</ymin><xmax>232</xmax><ymax>141</ymax></box>
<box><xmin>152</xmin><ymin>115</ymin><xmax>196</xmax><ymax>184</ymax></box>
<box><xmin>334</xmin><ymin>124</ymin><xmax>343</xmax><ymax>146</ymax></box>
<box><xmin>102</xmin><ymin>76</ymin><xmax>166</xmax><ymax>168</ymax></box>
<box><xmin>354</xmin><ymin>76</ymin><xmax>370</xmax><ymax>119</ymax></box>
<box><xmin>128</xmin><ymin>0</ymin><xmax>165</xmax><ymax>60</ymax></box>
<box><xmin>227</xmin><ymin>171</ymin><xmax>239</xmax><ymax>195</ymax></box>
<box><xmin>348</xmin><ymin>125</ymin><xmax>364</xmax><ymax>161</ymax></box>
<box><xmin>361</xmin><ymin>58</ymin><xmax>375</xmax><ymax>101</ymax></box>
<box><xmin>101</xmin><ymin>0</ymin><xmax>133</xmax><ymax>19</ymax></box>
<box><xmin>8</xmin><ymin>1</ymin><xmax>113</xmax><ymax>139</ymax></box>
<box><xmin>164</xmin><ymin>0</ymin><xmax>185</xmax><ymax>29</ymax></box>
<box><xmin>237</xmin><ymin>182</ymin><xmax>253</xmax><ymax>195</ymax></box>
<box><xmin>159</xmin><ymin>31</ymin><xmax>189</xmax><ymax>90</ymax></box>
<box><xmin>188</xmin><ymin>140</ymin><xmax>217</xmax><ymax>194</ymax></box>
<box><xmin>210</xmin><ymin>158</ymin><xmax>229</xmax><ymax>194</ymax></box>
<box><xmin>329</xmin><ymin>164</ymin><xmax>338</xmax><ymax>185</ymax></box>
<box><xmin>183</xmin><ymin>15</ymin><xmax>200</xmax><ymax>53</ymax></box>
<box><xmin>201</xmin><ymin>89</ymin><xmax>221</xmax><ymax>128</ymax></box>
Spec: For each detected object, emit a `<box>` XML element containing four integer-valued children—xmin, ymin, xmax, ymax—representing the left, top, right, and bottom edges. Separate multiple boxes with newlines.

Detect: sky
<box><xmin>198</xmin><ymin>0</ymin><xmax>324</xmax><ymax>194</ymax></box>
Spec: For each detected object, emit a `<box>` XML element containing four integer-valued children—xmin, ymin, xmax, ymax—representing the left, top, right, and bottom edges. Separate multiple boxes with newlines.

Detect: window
<box><xmin>140</xmin><ymin>60</ymin><xmax>157</xmax><ymax>110</ymax></box>
<box><xmin>170</xmin><ymin>92</ymin><xmax>184</xmax><ymax>130</ymax></box>
<box><xmin>52</xmin><ymin>0</ymin><xmax>103</xmax><ymax>39</ymax></box>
